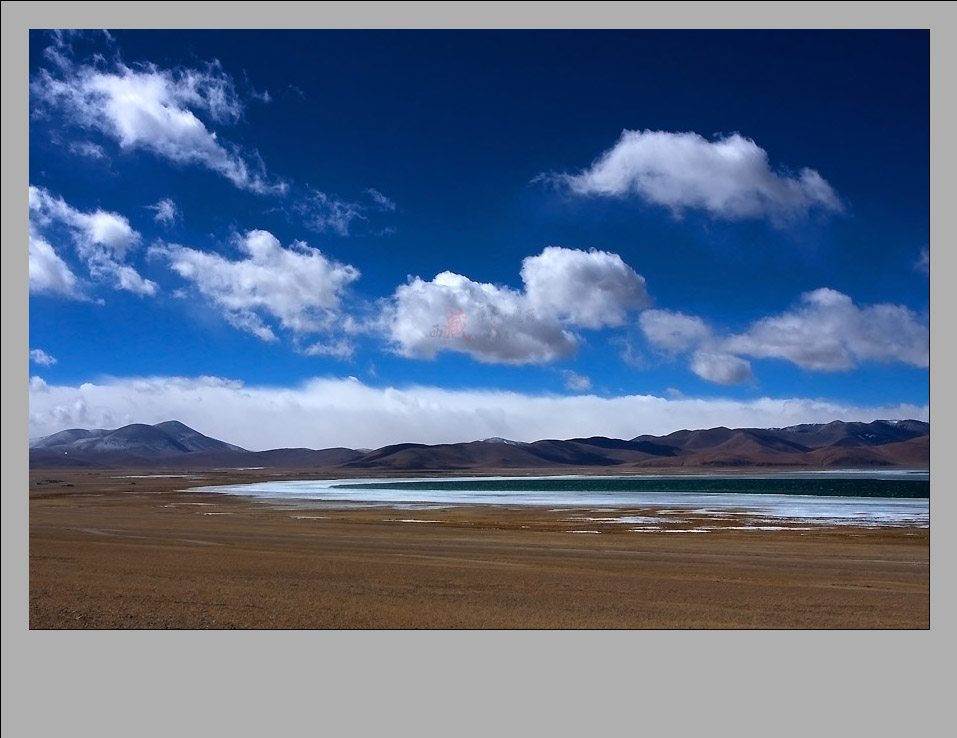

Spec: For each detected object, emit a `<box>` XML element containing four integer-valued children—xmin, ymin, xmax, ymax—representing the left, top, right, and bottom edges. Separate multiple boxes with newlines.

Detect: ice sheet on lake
<box><xmin>189</xmin><ymin>474</ymin><xmax>929</xmax><ymax>528</ymax></box>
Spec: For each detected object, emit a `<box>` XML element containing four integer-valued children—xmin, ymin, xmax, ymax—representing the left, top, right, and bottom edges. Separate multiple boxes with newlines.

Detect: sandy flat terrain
<box><xmin>28</xmin><ymin>469</ymin><xmax>930</xmax><ymax>629</ymax></box>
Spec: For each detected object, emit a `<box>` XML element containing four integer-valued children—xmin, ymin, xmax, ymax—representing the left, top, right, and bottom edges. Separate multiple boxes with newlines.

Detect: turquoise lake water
<box><xmin>194</xmin><ymin>470</ymin><xmax>929</xmax><ymax>528</ymax></box>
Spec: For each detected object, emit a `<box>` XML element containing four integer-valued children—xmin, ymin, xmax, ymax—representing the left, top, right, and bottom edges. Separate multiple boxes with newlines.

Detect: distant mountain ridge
<box><xmin>30</xmin><ymin>420</ymin><xmax>246</xmax><ymax>457</ymax></box>
<box><xmin>29</xmin><ymin>419</ymin><xmax>929</xmax><ymax>470</ymax></box>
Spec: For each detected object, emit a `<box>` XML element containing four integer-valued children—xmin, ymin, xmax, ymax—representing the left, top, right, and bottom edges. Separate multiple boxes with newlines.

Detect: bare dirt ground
<box><xmin>28</xmin><ymin>468</ymin><xmax>930</xmax><ymax>629</ymax></box>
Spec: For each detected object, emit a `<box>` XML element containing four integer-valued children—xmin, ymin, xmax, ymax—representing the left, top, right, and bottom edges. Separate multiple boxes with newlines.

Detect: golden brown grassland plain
<box><xmin>29</xmin><ymin>468</ymin><xmax>929</xmax><ymax>629</ymax></box>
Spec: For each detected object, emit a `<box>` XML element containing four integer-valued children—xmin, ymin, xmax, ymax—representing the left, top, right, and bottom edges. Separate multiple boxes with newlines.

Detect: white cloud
<box><xmin>638</xmin><ymin>309</ymin><xmax>755</xmax><ymax>385</ymax></box>
<box><xmin>638</xmin><ymin>292</ymin><xmax>927</xmax><ymax>383</ymax></box>
<box><xmin>153</xmin><ymin>229</ymin><xmax>360</xmax><ymax>341</ymax></box>
<box><xmin>148</xmin><ymin>198</ymin><xmax>178</xmax><ymax>227</ymax></box>
<box><xmin>639</xmin><ymin>309</ymin><xmax>711</xmax><ymax>355</ymax></box>
<box><xmin>562</xmin><ymin>370</ymin><xmax>593</xmax><ymax>392</ymax></box>
<box><xmin>386</xmin><ymin>271</ymin><xmax>576</xmax><ymax>364</ymax></box>
<box><xmin>29</xmin><ymin>224</ymin><xmax>82</xmax><ymax>298</ymax></box>
<box><xmin>30</xmin><ymin>186</ymin><xmax>138</xmax><ymax>258</ymax></box>
<box><xmin>521</xmin><ymin>246</ymin><xmax>650</xmax><ymax>329</ymax></box>
<box><xmin>30</xmin><ymin>349</ymin><xmax>58</xmax><ymax>367</ymax></box>
<box><xmin>30</xmin><ymin>377</ymin><xmax>50</xmax><ymax>393</ymax></box>
<box><xmin>385</xmin><ymin>246</ymin><xmax>648</xmax><ymax>364</ymax></box>
<box><xmin>549</xmin><ymin>129</ymin><xmax>843</xmax><ymax>224</ymax></box>
<box><xmin>689</xmin><ymin>350</ymin><xmax>754</xmax><ymax>385</ymax></box>
<box><xmin>723</xmin><ymin>288</ymin><xmax>929</xmax><ymax>370</ymax></box>
<box><xmin>32</xmin><ymin>57</ymin><xmax>285</xmax><ymax>195</ymax></box>
<box><xmin>916</xmin><ymin>247</ymin><xmax>929</xmax><ymax>275</ymax></box>
<box><xmin>29</xmin><ymin>186</ymin><xmax>156</xmax><ymax>296</ymax></box>
<box><xmin>27</xmin><ymin>374</ymin><xmax>928</xmax><ymax>452</ymax></box>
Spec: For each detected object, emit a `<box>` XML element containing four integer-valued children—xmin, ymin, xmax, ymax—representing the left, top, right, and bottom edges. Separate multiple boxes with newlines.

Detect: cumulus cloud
<box><xmin>639</xmin><ymin>309</ymin><xmax>711</xmax><ymax>355</ymax></box>
<box><xmin>915</xmin><ymin>247</ymin><xmax>929</xmax><ymax>275</ymax></box>
<box><xmin>385</xmin><ymin>246</ymin><xmax>649</xmax><ymax>364</ymax></box>
<box><xmin>29</xmin><ymin>224</ymin><xmax>82</xmax><ymax>298</ymax></box>
<box><xmin>29</xmin><ymin>186</ymin><xmax>157</xmax><ymax>296</ymax></box>
<box><xmin>639</xmin><ymin>309</ymin><xmax>751</xmax><ymax>384</ymax></box>
<box><xmin>689</xmin><ymin>350</ymin><xmax>754</xmax><ymax>386</ymax></box>
<box><xmin>30</xmin><ymin>377</ymin><xmax>50</xmax><ymax>393</ymax></box>
<box><xmin>27</xmin><ymin>374</ymin><xmax>928</xmax><ymax>452</ymax></box>
<box><xmin>31</xmin><ymin>54</ymin><xmax>285</xmax><ymax>194</ymax></box>
<box><xmin>30</xmin><ymin>349</ymin><xmax>58</xmax><ymax>367</ymax></box>
<box><xmin>639</xmin><ymin>291</ymin><xmax>926</xmax><ymax>384</ymax></box>
<box><xmin>33</xmin><ymin>37</ymin><xmax>396</xmax><ymax>238</ymax></box>
<box><xmin>547</xmin><ymin>129</ymin><xmax>843</xmax><ymax>225</ymax></box>
<box><xmin>148</xmin><ymin>198</ymin><xmax>178</xmax><ymax>227</ymax></box>
<box><xmin>521</xmin><ymin>246</ymin><xmax>650</xmax><ymax>328</ymax></box>
<box><xmin>152</xmin><ymin>229</ymin><xmax>360</xmax><ymax>341</ymax></box>
<box><xmin>30</xmin><ymin>186</ymin><xmax>137</xmax><ymax>258</ymax></box>
<box><xmin>723</xmin><ymin>288</ymin><xmax>929</xmax><ymax>370</ymax></box>
<box><xmin>387</xmin><ymin>271</ymin><xmax>576</xmax><ymax>363</ymax></box>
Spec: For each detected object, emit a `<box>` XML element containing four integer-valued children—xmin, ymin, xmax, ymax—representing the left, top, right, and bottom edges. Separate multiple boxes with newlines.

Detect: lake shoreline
<box><xmin>29</xmin><ymin>469</ymin><xmax>930</xmax><ymax>629</ymax></box>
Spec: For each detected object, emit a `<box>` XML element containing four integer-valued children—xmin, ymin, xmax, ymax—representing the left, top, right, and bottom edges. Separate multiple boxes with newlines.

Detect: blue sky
<box><xmin>26</xmin><ymin>29</ymin><xmax>929</xmax><ymax>450</ymax></box>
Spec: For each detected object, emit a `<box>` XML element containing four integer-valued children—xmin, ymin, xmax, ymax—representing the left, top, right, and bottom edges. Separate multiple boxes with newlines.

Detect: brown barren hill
<box><xmin>29</xmin><ymin>419</ymin><xmax>929</xmax><ymax>472</ymax></box>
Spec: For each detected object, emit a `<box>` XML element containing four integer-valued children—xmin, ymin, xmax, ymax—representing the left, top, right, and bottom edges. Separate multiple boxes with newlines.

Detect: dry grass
<box><xmin>29</xmin><ymin>469</ymin><xmax>930</xmax><ymax>629</ymax></box>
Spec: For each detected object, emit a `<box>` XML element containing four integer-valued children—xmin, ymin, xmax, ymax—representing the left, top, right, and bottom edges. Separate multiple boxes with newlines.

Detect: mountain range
<box><xmin>28</xmin><ymin>419</ymin><xmax>930</xmax><ymax>471</ymax></box>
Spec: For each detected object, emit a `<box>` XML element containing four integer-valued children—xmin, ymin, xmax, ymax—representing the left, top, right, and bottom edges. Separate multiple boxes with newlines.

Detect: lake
<box><xmin>192</xmin><ymin>470</ymin><xmax>929</xmax><ymax>529</ymax></box>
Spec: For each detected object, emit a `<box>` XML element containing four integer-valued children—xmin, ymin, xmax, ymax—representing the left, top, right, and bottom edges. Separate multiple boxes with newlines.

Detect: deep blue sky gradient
<box><xmin>28</xmin><ymin>29</ymin><xmax>929</xmax><ymax>436</ymax></box>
